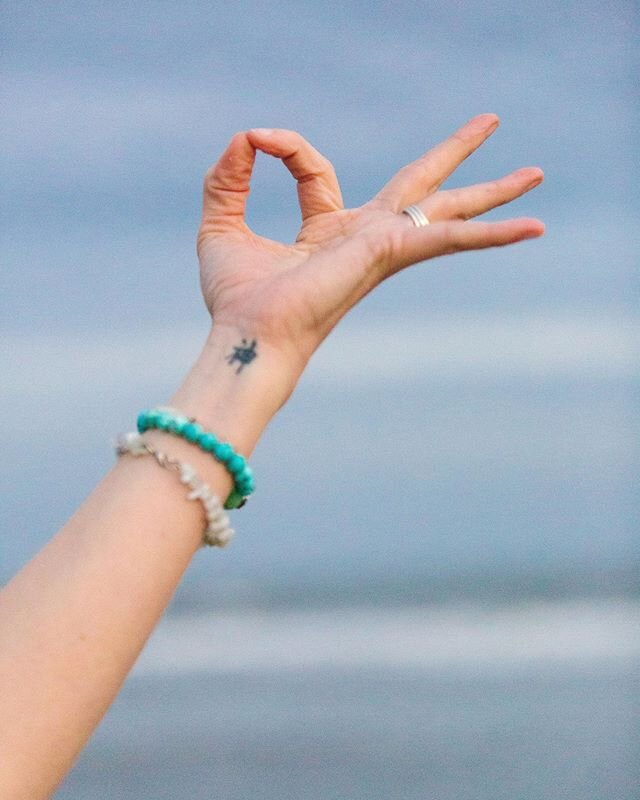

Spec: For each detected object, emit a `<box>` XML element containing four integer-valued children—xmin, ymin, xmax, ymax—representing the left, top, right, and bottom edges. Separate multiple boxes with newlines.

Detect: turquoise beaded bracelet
<box><xmin>136</xmin><ymin>406</ymin><xmax>255</xmax><ymax>509</ymax></box>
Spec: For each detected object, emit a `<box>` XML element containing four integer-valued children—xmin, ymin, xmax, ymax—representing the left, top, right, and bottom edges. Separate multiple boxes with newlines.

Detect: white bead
<box><xmin>179</xmin><ymin>464</ymin><xmax>197</xmax><ymax>484</ymax></box>
<box><xmin>187</xmin><ymin>485</ymin><xmax>208</xmax><ymax>501</ymax></box>
<box><xmin>208</xmin><ymin>514</ymin><xmax>229</xmax><ymax>531</ymax></box>
<box><xmin>205</xmin><ymin>524</ymin><xmax>233</xmax><ymax>547</ymax></box>
<box><xmin>114</xmin><ymin>426</ymin><xmax>237</xmax><ymax>550</ymax></box>
<box><xmin>204</xmin><ymin>497</ymin><xmax>223</xmax><ymax>513</ymax></box>
<box><xmin>208</xmin><ymin>531</ymin><xmax>229</xmax><ymax>547</ymax></box>
<box><xmin>121</xmin><ymin>432</ymin><xmax>147</xmax><ymax>455</ymax></box>
<box><xmin>207</xmin><ymin>516</ymin><xmax>230</xmax><ymax>535</ymax></box>
<box><xmin>208</xmin><ymin>508</ymin><xmax>229</xmax><ymax>524</ymax></box>
<box><xmin>213</xmin><ymin>528</ymin><xmax>234</xmax><ymax>547</ymax></box>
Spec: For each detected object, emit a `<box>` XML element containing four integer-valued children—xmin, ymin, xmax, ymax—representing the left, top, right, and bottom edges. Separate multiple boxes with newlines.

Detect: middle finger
<box><xmin>372</xmin><ymin>113</ymin><xmax>500</xmax><ymax>212</ymax></box>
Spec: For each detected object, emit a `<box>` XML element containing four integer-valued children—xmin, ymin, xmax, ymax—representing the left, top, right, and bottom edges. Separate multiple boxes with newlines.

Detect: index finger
<box><xmin>246</xmin><ymin>128</ymin><xmax>344</xmax><ymax>221</ymax></box>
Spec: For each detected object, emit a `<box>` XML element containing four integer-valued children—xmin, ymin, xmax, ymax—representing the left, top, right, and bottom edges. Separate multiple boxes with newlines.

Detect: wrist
<box><xmin>155</xmin><ymin>322</ymin><xmax>300</xmax><ymax>457</ymax></box>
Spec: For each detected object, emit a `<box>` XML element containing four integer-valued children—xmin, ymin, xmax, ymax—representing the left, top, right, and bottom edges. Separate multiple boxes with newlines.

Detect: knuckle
<box><xmin>440</xmin><ymin>221</ymin><xmax>463</xmax><ymax>253</ymax></box>
<box><xmin>449</xmin><ymin>130</ymin><xmax>476</xmax><ymax>160</ymax></box>
<box><xmin>396</xmin><ymin>162</ymin><xmax>415</xmax><ymax>181</ymax></box>
<box><xmin>320</xmin><ymin>157</ymin><xmax>338</xmax><ymax>181</ymax></box>
<box><xmin>202</xmin><ymin>171</ymin><xmax>219</xmax><ymax>200</ymax></box>
<box><xmin>450</xmin><ymin>131</ymin><xmax>468</xmax><ymax>146</ymax></box>
<box><xmin>203</xmin><ymin>163</ymin><xmax>218</xmax><ymax>190</ymax></box>
<box><xmin>376</xmin><ymin>223</ymin><xmax>408</xmax><ymax>271</ymax></box>
<box><xmin>319</xmin><ymin>152</ymin><xmax>335</xmax><ymax>171</ymax></box>
<box><xmin>202</xmin><ymin>167</ymin><xmax>228</xmax><ymax>199</ymax></box>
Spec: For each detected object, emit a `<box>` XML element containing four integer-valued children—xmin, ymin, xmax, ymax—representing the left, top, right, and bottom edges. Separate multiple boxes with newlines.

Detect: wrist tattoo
<box><xmin>226</xmin><ymin>338</ymin><xmax>258</xmax><ymax>373</ymax></box>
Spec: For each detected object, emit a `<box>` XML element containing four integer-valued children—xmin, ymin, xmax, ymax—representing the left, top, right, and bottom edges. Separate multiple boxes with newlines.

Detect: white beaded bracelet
<box><xmin>114</xmin><ymin>432</ymin><xmax>235</xmax><ymax>548</ymax></box>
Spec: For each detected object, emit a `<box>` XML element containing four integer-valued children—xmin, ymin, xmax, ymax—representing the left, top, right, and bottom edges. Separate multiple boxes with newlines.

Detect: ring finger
<box><xmin>415</xmin><ymin>167</ymin><xmax>544</xmax><ymax>223</ymax></box>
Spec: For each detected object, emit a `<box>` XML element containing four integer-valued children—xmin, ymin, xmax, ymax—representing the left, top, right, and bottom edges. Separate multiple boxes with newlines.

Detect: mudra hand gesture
<box><xmin>0</xmin><ymin>114</ymin><xmax>546</xmax><ymax>800</ymax></box>
<box><xmin>197</xmin><ymin>113</ymin><xmax>544</xmax><ymax>389</ymax></box>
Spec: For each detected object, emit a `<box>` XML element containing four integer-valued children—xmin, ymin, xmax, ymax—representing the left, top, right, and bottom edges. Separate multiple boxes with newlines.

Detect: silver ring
<box><xmin>401</xmin><ymin>204</ymin><xmax>430</xmax><ymax>227</ymax></box>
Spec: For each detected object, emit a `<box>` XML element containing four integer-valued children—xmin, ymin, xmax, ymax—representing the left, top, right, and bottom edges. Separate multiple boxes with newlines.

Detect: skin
<box><xmin>0</xmin><ymin>114</ymin><xmax>543</xmax><ymax>799</ymax></box>
<box><xmin>198</xmin><ymin>113</ymin><xmax>543</xmax><ymax>379</ymax></box>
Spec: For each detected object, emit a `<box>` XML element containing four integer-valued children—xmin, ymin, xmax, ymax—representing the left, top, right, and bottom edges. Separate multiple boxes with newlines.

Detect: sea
<box><xmin>55</xmin><ymin>595</ymin><xmax>639</xmax><ymax>800</ymax></box>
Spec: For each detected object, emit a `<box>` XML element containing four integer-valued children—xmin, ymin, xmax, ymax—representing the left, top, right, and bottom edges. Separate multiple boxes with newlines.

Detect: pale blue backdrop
<box><xmin>1</xmin><ymin>0</ymin><xmax>636</xmax><ymax>598</ymax></box>
<box><xmin>0</xmin><ymin>3</ymin><xmax>637</xmax><ymax>798</ymax></box>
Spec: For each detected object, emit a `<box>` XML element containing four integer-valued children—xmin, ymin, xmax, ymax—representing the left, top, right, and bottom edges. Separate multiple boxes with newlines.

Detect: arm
<box><xmin>0</xmin><ymin>114</ymin><xmax>544</xmax><ymax>799</ymax></box>
<box><xmin>0</xmin><ymin>327</ymin><xmax>295</xmax><ymax>800</ymax></box>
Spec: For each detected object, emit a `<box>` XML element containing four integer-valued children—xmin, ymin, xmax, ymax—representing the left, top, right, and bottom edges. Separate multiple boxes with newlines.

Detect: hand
<box><xmin>196</xmin><ymin>113</ymin><xmax>544</xmax><ymax>375</ymax></box>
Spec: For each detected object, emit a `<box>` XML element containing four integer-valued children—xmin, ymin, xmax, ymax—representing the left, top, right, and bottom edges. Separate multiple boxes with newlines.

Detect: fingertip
<box><xmin>508</xmin><ymin>167</ymin><xmax>544</xmax><ymax>194</ymax></box>
<box><xmin>229</xmin><ymin>130</ymin><xmax>250</xmax><ymax>144</ymax></box>
<box><xmin>524</xmin><ymin>167</ymin><xmax>544</xmax><ymax>184</ymax></box>
<box><xmin>522</xmin><ymin>219</ymin><xmax>546</xmax><ymax>238</ymax></box>
<box><xmin>246</xmin><ymin>128</ymin><xmax>297</xmax><ymax>155</ymax></box>
<box><xmin>475</xmin><ymin>112</ymin><xmax>500</xmax><ymax>129</ymax></box>
<box><xmin>245</xmin><ymin>129</ymin><xmax>280</xmax><ymax>156</ymax></box>
<box><xmin>224</xmin><ymin>130</ymin><xmax>254</xmax><ymax>157</ymax></box>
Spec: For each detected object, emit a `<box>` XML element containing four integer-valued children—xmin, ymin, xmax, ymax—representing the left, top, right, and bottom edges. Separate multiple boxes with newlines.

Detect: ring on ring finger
<box><xmin>401</xmin><ymin>204</ymin><xmax>430</xmax><ymax>227</ymax></box>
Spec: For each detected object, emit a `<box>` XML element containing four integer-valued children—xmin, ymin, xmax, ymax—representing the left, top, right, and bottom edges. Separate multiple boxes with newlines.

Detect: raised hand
<box><xmin>0</xmin><ymin>117</ymin><xmax>546</xmax><ymax>800</ymax></box>
<box><xmin>197</xmin><ymin>114</ymin><xmax>544</xmax><ymax>371</ymax></box>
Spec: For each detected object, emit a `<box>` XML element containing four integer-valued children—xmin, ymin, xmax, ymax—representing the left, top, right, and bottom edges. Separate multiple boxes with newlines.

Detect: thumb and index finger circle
<box><xmin>200</xmin><ymin>128</ymin><xmax>344</xmax><ymax>236</ymax></box>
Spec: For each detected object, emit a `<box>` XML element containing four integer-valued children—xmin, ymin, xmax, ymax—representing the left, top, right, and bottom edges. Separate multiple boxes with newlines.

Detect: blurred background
<box><xmin>1</xmin><ymin>1</ymin><xmax>638</xmax><ymax>798</ymax></box>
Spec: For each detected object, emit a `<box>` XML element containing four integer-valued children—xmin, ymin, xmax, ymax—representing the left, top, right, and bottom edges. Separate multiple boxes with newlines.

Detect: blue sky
<box><xmin>1</xmin><ymin>1</ymin><xmax>637</xmax><ymax>597</ymax></box>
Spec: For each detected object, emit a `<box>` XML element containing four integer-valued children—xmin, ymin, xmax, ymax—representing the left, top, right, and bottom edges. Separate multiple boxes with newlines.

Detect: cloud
<box><xmin>2</xmin><ymin>312</ymin><xmax>636</xmax><ymax>407</ymax></box>
<box><xmin>307</xmin><ymin>311</ymin><xmax>639</xmax><ymax>383</ymax></box>
<box><xmin>133</xmin><ymin>598</ymin><xmax>640</xmax><ymax>676</ymax></box>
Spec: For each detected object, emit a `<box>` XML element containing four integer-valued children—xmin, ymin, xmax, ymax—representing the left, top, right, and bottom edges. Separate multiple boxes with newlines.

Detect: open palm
<box><xmin>196</xmin><ymin>114</ymin><xmax>544</xmax><ymax>368</ymax></box>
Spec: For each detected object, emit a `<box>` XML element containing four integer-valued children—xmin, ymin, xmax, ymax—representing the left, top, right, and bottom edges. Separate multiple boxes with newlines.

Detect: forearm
<box><xmin>0</xmin><ymin>324</ymin><xmax>295</xmax><ymax>800</ymax></box>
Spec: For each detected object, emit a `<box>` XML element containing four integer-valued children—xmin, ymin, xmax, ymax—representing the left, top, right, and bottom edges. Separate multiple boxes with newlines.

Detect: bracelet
<box><xmin>136</xmin><ymin>406</ymin><xmax>255</xmax><ymax>510</ymax></box>
<box><xmin>114</xmin><ymin>432</ymin><xmax>235</xmax><ymax>548</ymax></box>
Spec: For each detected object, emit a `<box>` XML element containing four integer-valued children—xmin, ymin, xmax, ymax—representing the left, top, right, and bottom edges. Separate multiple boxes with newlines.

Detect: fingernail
<box><xmin>480</xmin><ymin>113</ymin><xmax>499</xmax><ymax>130</ymax></box>
<box><xmin>249</xmin><ymin>128</ymin><xmax>274</xmax><ymax>136</ymax></box>
<box><xmin>524</xmin><ymin>226</ymin><xmax>545</xmax><ymax>238</ymax></box>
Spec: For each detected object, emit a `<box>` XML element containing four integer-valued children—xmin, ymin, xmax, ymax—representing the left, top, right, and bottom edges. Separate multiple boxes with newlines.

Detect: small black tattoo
<box><xmin>226</xmin><ymin>338</ymin><xmax>258</xmax><ymax>373</ymax></box>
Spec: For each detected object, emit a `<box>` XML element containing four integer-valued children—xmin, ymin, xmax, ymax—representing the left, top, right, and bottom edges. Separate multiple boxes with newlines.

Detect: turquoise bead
<box><xmin>147</xmin><ymin>408</ymin><xmax>169</xmax><ymax>428</ymax></box>
<box><xmin>135</xmin><ymin>408</ymin><xmax>256</xmax><ymax>503</ymax></box>
<box><xmin>155</xmin><ymin>415</ymin><xmax>171</xmax><ymax>430</ymax></box>
<box><xmin>227</xmin><ymin>454</ymin><xmax>246</xmax><ymax>475</ymax></box>
<box><xmin>213</xmin><ymin>442</ymin><xmax>232</xmax><ymax>462</ymax></box>
<box><xmin>136</xmin><ymin>411</ymin><xmax>149</xmax><ymax>432</ymax></box>
<box><xmin>166</xmin><ymin>417</ymin><xmax>184</xmax><ymax>434</ymax></box>
<box><xmin>237</xmin><ymin>475</ymin><xmax>254</xmax><ymax>493</ymax></box>
<box><xmin>238</xmin><ymin>468</ymin><xmax>253</xmax><ymax>484</ymax></box>
<box><xmin>199</xmin><ymin>433</ymin><xmax>218</xmax><ymax>452</ymax></box>
<box><xmin>182</xmin><ymin>422</ymin><xmax>203</xmax><ymax>442</ymax></box>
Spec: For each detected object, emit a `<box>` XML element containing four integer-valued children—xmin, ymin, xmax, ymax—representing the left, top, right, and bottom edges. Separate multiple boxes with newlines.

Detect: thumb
<box><xmin>200</xmin><ymin>132</ymin><xmax>256</xmax><ymax>236</ymax></box>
